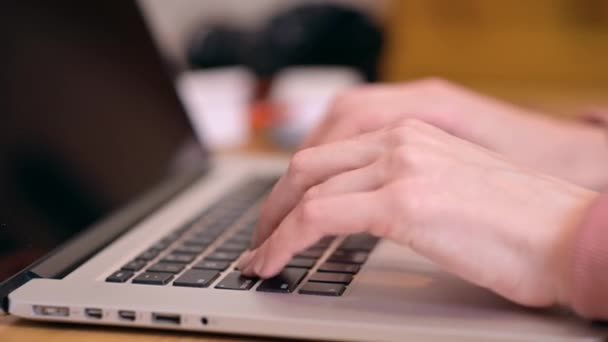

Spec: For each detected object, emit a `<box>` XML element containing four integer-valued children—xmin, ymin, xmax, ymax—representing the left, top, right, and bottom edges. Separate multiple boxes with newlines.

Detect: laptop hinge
<box><xmin>0</xmin><ymin>169</ymin><xmax>206</xmax><ymax>313</ymax></box>
<box><xmin>1</xmin><ymin>270</ymin><xmax>40</xmax><ymax>313</ymax></box>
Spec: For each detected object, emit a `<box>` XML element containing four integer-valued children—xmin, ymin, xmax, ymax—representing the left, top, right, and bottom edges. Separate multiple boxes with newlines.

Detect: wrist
<box><xmin>552</xmin><ymin>189</ymin><xmax>599</xmax><ymax>308</ymax></box>
<box><xmin>561</xmin><ymin>121</ymin><xmax>608</xmax><ymax>190</ymax></box>
<box><xmin>500</xmin><ymin>112</ymin><xmax>608</xmax><ymax>190</ymax></box>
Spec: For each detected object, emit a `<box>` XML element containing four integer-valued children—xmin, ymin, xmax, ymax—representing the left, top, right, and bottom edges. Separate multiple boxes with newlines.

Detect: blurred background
<box><xmin>139</xmin><ymin>0</ymin><xmax>608</xmax><ymax>151</ymax></box>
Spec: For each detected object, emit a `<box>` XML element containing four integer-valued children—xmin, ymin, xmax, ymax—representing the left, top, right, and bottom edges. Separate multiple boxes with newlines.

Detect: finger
<box><xmin>307</xmin><ymin>159</ymin><xmax>386</xmax><ymax>199</ymax></box>
<box><xmin>252</xmin><ymin>135</ymin><xmax>385</xmax><ymax>248</ymax></box>
<box><xmin>316</xmin><ymin>110</ymin><xmax>404</xmax><ymax>147</ymax></box>
<box><xmin>300</xmin><ymin>85</ymin><xmax>397</xmax><ymax>148</ymax></box>
<box><xmin>243</xmin><ymin>190</ymin><xmax>389</xmax><ymax>278</ymax></box>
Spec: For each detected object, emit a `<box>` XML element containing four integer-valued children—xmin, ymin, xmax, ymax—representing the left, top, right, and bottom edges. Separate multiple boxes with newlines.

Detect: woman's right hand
<box><xmin>304</xmin><ymin>78</ymin><xmax>608</xmax><ymax>190</ymax></box>
<box><xmin>243</xmin><ymin>119</ymin><xmax>598</xmax><ymax>308</ymax></box>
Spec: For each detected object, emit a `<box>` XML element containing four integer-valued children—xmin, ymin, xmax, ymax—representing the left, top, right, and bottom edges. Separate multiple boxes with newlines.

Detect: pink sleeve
<box><xmin>570</xmin><ymin>106</ymin><xmax>608</xmax><ymax>319</ymax></box>
<box><xmin>570</xmin><ymin>192</ymin><xmax>608</xmax><ymax>319</ymax></box>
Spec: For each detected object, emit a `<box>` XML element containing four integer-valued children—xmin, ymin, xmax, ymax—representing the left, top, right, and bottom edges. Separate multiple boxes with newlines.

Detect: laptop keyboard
<box><xmin>105</xmin><ymin>177</ymin><xmax>379</xmax><ymax>297</ymax></box>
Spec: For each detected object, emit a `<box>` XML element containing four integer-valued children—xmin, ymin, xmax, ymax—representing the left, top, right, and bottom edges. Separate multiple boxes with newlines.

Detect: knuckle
<box><xmin>388</xmin><ymin>145</ymin><xmax>418</xmax><ymax>170</ymax></box>
<box><xmin>302</xmin><ymin>185</ymin><xmax>321</xmax><ymax>202</ymax></box>
<box><xmin>386</xmin><ymin>119</ymin><xmax>430</xmax><ymax>145</ymax></box>
<box><xmin>296</xmin><ymin>201</ymin><xmax>324</xmax><ymax>234</ymax></box>
<box><xmin>385</xmin><ymin>180</ymin><xmax>418</xmax><ymax>222</ymax></box>
<box><xmin>386</xmin><ymin>124</ymin><xmax>415</xmax><ymax>147</ymax></box>
<box><xmin>329</xmin><ymin>85</ymin><xmax>378</xmax><ymax>115</ymax></box>
<box><xmin>287</xmin><ymin>150</ymin><xmax>312</xmax><ymax>186</ymax></box>
<box><xmin>415</xmin><ymin>77</ymin><xmax>452</xmax><ymax>92</ymax></box>
<box><xmin>329</xmin><ymin>90</ymin><xmax>359</xmax><ymax>116</ymax></box>
<box><xmin>394</xmin><ymin>118</ymin><xmax>431</xmax><ymax>132</ymax></box>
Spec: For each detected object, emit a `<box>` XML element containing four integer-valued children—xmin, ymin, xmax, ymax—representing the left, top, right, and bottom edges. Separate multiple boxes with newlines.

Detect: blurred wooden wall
<box><xmin>381</xmin><ymin>0</ymin><xmax>608</xmax><ymax>114</ymax></box>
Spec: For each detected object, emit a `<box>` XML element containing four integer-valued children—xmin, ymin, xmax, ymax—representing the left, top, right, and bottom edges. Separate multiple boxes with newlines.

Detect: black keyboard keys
<box><xmin>312</xmin><ymin>236</ymin><xmax>335</xmax><ymax>249</ymax></box>
<box><xmin>308</xmin><ymin>272</ymin><xmax>353</xmax><ymax>285</ymax></box>
<box><xmin>106</xmin><ymin>270</ymin><xmax>134</xmax><ymax>283</ymax></box>
<box><xmin>328</xmin><ymin>250</ymin><xmax>369</xmax><ymax>265</ymax></box>
<box><xmin>162</xmin><ymin>253</ymin><xmax>196</xmax><ymax>264</ymax></box>
<box><xmin>193</xmin><ymin>260</ymin><xmax>231</xmax><ymax>271</ymax></box>
<box><xmin>172</xmin><ymin>244</ymin><xmax>206</xmax><ymax>255</ymax></box>
<box><xmin>121</xmin><ymin>260</ymin><xmax>147</xmax><ymax>271</ymax></box>
<box><xmin>136</xmin><ymin>249</ymin><xmax>159</xmax><ymax>261</ymax></box>
<box><xmin>216</xmin><ymin>242</ymin><xmax>248</xmax><ymax>253</ymax></box>
<box><xmin>132</xmin><ymin>272</ymin><xmax>174</xmax><ymax>285</ymax></box>
<box><xmin>183</xmin><ymin>236</ymin><xmax>214</xmax><ymax>247</ymax></box>
<box><xmin>318</xmin><ymin>262</ymin><xmax>360</xmax><ymax>274</ymax></box>
<box><xmin>215</xmin><ymin>272</ymin><xmax>258</xmax><ymax>291</ymax></box>
<box><xmin>149</xmin><ymin>239</ymin><xmax>172</xmax><ymax>251</ymax></box>
<box><xmin>286</xmin><ymin>258</ymin><xmax>316</xmax><ymax>269</ymax></box>
<box><xmin>299</xmin><ymin>282</ymin><xmax>346</xmax><ymax>296</ymax></box>
<box><xmin>147</xmin><ymin>262</ymin><xmax>185</xmax><ymax>274</ymax></box>
<box><xmin>296</xmin><ymin>248</ymin><xmax>325</xmax><ymax>259</ymax></box>
<box><xmin>206</xmin><ymin>251</ymin><xmax>240</xmax><ymax>262</ymax></box>
<box><xmin>173</xmin><ymin>270</ymin><xmax>220</xmax><ymax>288</ymax></box>
<box><xmin>227</xmin><ymin>235</ymin><xmax>251</xmax><ymax>244</ymax></box>
<box><xmin>256</xmin><ymin>268</ymin><xmax>308</xmax><ymax>293</ymax></box>
<box><xmin>339</xmin><ymin>234</ymin><xmax>378</xmax><ymax>252</ymax></box>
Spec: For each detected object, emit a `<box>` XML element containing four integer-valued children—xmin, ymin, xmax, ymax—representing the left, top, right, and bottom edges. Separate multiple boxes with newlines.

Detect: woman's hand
<box><xmin>303</xmin><ymin>78</ymin><xmax>608</xmax><ymax>190</ymax></box>
<box><xmin>239</xmin><ymin>119</ymin><xmax>598</xmax><ymax>308</ymax></box>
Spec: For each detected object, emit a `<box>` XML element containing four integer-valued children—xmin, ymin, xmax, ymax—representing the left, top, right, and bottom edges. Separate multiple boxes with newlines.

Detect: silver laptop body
<box><xmin>1</xmin><ymin>1</ymin><xmax>606</xmax><ymax>341</ymax></box>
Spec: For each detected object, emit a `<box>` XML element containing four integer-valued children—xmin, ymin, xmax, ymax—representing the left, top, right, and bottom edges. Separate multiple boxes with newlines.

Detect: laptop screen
<box><xmin>0</xmin><ymin>1</ymin><xmax>208</xmax><ymax>283</ymax></box>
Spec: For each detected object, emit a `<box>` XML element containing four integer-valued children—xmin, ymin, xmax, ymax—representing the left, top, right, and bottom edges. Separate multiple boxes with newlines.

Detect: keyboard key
<box><xmin>136</xmin><ymin>249</ymin><xmax>159</xmax><ymax>261</ymax></box>
<box><xmin>183</xmin><ymin>236</ymin><xmax>214</xmax><ymax>247</ymax></box>
<box><xmin>216</xmin><ymin>242</ymin><xmax>248</xmax><ymax>253</ymax></box>
<box><xmin>296</xmin><ymin>248</ymin><xmax>326</xmax><ymax>259</ymax></box>
<box><xmin>210</xmin><ymin>218</ymin><xmax>236</xmax><ymax>230</ymax></box>
<box><xmin>163</xmin><ymin>230</ymin><xmax>183</xmax><ymax>241</ymax></box>
<box><xmin>299</xmin><ymin>282</ymin><xmax>346</xmax><ymax>296</ymax></box>
<box><xmin>147</xmin><ymin>262</ymin><xmax>185</xmax><ymax>274</ymax></box>
<box><xmin>132</xmin><ymin>272</ymin><xmax>174</xmax><ymax>285</ymax></box>
<box><xmin>173</xmin><ymin>225</ymin><xmax>192</xmax><ymax>235</ymax></box>
<box><xmin>286</xmin><ymin>258</ymin><xmax>316</xmax><ymax>269</ymax></box>
<box><xmin>227</xmin><ymin>235</ymin><xmax>251</xmax><ymax>244</ymax></box>
<box><xmin>339</xmin><ymin>234</ymin><xmax>378</xmax><ymax>251</ymax></box>
<box><xmin>149</xmin><ymin>240</ymin><xmax>172</xmax><ymax>251</ymax></box>
<box><xmin>173</xmin><ymin>270</ymin><xmax>220</xmax><ymax>288</ymax></box>
<box><xmin>193</xmin><ymin>260</ymin><xmax>231</xmax><ymax>271</ymax></box>
<box><xmin>328</xmin><ymin>250</ymin><xmax>369</xmax><ymax>265</ymax></box>
<box><xmin>318</xmin><ymin>262</ymin><xmax>360</xmax><ymax>274</ymax></box>
<box><xmin>308</xmin><ymin>272</ymin><xmax>353</xmax><ymax>285</ymax></box>
<box><xmin>256</xmin><ymin>268</ymin><xmax>307</xmax><ymax>293</ymax></box>
<box><xmin>121</xmin><ymin>260</ymin><xmax>147</xmax><ymax>271</ymax></box>
<box><xmin>172</xmin><ymin>244</ymin><xmax>206</xmax><ymax>255</ymax></box>
<box><xmin>162</xmin><ymin>253</ymin><xmax>196</xmax><ymax>264</ymax></box>
<box><xmin>206</xmin><ymin>251</ymin><xmax>241</xmax><ymax>262</ymax></box>
<box><xmin>215</xmin><ymin>272</ymin><xmax>258</xmax><ymax>291</ymax></box>
<box><xmin>106</xmin><ymin>270</ymin><xmax>134</xmax><ymax>283</ymax></box>
<box><xmin>312</xmin><ymin>236</ymin><xmax>335</xmax><ymax>249</ymax></box>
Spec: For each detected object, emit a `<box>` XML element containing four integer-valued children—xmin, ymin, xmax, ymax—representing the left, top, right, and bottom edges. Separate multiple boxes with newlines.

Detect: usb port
<box><xmin>33</xmin><ymin>305</ymin><xmax>69</xmax><ymax>317</ymax></box>
<box><xmin>118</xmin><ymin>310</ymin><xmax>136</xmax><ymax>321</ymax></box>
<box><xmin>84</xmin><ymin>308</ymin><xmax>103</xmax><ymax>319</ymax></box>
<box><xmin>152</xmin><ymin>313</ymin><xmax>181</xmax><ymax>325</ymax></box>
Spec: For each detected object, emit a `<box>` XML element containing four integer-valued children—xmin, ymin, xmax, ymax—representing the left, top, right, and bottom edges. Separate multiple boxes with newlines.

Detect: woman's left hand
<box><xmin>239</xmin><ymin>119</ymin><xmax>597</xmax><ymax>308</ymax></box>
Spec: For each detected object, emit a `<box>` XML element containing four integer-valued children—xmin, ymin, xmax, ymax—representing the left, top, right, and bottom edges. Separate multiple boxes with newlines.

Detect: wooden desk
<box><xmin>0</xmin><ymin>314</ymin><xmax>284</xmax><ymax>342</ymax></box>
<box><xmin>2</xmin><ymin>90</ymin><xmax>607</xmax><ymax>342</ymax></box>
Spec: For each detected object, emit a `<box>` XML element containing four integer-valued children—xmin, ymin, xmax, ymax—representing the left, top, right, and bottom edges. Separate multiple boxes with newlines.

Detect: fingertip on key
<box><xmin>237</xmin><ymin>250</ymin><xmax>255</xmax><ymax>272</ymax></box>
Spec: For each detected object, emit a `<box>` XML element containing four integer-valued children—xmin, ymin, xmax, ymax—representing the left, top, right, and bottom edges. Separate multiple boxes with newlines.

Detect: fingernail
<box><xmin>252</xmin><ymin>251</ymin><xmax>267</xmax><ymax>277</ymax></box>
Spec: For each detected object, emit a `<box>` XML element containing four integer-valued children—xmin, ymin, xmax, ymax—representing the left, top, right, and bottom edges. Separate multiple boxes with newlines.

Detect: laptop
<box><xmin>1</xmin><ymin>1</ymin><xmax>606</xmax><ymax>341</ymax></box>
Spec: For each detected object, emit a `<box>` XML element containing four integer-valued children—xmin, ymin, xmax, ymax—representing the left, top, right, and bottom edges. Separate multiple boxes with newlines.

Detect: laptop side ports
<box><xmin>118</xmin><ymin>310</ymin><xmax>136</xmax><ymax>321</ymax></box>
<box><xmin>152</xmin><ymin>313</ymin><xmax>181</xmax><ymax>325</ymax></box>
<box><xmin>84</xmin><ymin>308</ymin><xmax>103</xmax><ymax>319</ymax></box>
